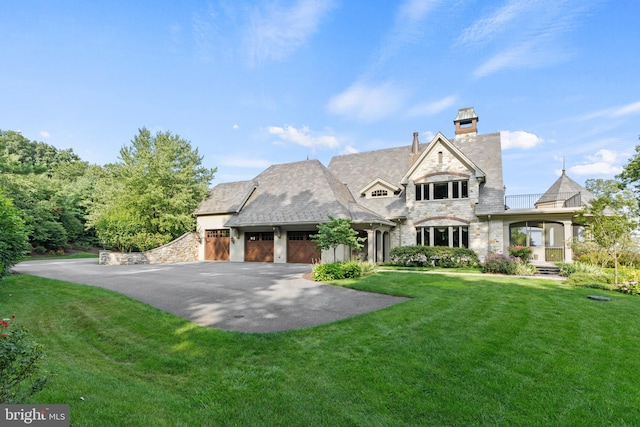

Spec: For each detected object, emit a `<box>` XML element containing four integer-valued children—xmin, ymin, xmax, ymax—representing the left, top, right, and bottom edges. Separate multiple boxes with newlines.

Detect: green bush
<box><xmin>557</xmin><ymin>262</ymin><xmax>605</xmax><ymax>277</ymax></box>
<box><xmin>564</xmin><ymin>272</ymin><xmax>613</xmax><ymax>290</ymax></box>
<box><xmin>312</xmin><ymin>261</ymin><xmax>375</xmax><ymax>281</ymax></box>
<box><xmin>481</xmin><ymin>253</ymin><xmax>535</xmax><ymax>276</ymax></box>
<box><xmin>508</xmin><ymin>246</ymin><xmax>533</xmax><ymax>263</ymax></box>
<box><xmin>0</xmin><ymin>316</ymin><xmax>48</xmax><ymax>403</ymax></box>
<box><xmin>389</xmin><ymin>246</ymin><xmax>479</xmax><ymax>268</ymax></box>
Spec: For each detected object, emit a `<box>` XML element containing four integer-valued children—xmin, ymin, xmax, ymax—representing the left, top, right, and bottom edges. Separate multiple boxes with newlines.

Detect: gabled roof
<box><xmin>359</xmin><ymin>178</ymin><xmax>402</xmax><ymax>196</ymax></box>
<box><xmin>535</xmin><ymin>170</ymin><xmax>594</xmax><ymax>207</ymax></box>
<box><xmin>224</xmin><ymin>159</ymin><xmax>393</xmax><ymax>227</ymax></box>
<box><xmin>400</xmin><ymin>132</ymin><xmax>486</xmax><ymax>185</ymax></box>
<box><xmin>328</xmin><ymin>144</ymin><xmax>418</xmax><ymax>219</ymax></box>
<box><xmin>194</xmin><ymin>180</ymin><xmax>256</xmax><ymax>215</ymax></box>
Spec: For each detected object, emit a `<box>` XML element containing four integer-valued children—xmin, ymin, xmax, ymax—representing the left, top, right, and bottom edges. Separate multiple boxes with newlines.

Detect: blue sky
<box><xmin>2</xmin><ymin>0</ymin><xmax>639</xmax><ymax>195</ymax></box>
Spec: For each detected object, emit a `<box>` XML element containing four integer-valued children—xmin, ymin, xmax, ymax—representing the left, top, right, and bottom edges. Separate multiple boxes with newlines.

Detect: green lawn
<box><xmin>2</xmin><ymin>271</ymin><xmax>639</xmax><ymax>426</ymax></box>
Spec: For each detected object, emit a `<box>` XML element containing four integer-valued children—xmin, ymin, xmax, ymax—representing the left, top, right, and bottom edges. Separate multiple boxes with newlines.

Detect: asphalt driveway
<box><xmin>13</xmin><ymin>259</ymin><xmax>408</xmax><ymax>333</ymax></box>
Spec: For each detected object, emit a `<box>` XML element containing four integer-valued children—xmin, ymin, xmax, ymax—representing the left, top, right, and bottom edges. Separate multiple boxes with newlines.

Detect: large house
<box><xmin>194</xmin><ymin>108</ymin><xmax>592</xmax><ymax>264</ymax></box>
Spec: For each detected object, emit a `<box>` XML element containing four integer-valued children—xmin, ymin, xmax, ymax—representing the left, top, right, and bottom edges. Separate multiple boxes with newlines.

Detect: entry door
<box><xmin>205</xmin><ymin>229</ymin><xmax>230</xmax><ymax>261</ymax></box>
<box><xmin>245</xmin><ymin>232</ymin><xmax>274</xmax><ymax>262</ymax></box>
<box><xmin>287</xmin><ymin>231</ymin><xmax>321</xmax><ymax>263</ymax></box>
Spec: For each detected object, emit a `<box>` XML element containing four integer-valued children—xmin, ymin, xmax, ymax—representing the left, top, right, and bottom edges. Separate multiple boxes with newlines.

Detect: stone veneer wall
<box><xmin>99</xmin><ymin>232</ymin><xmax>200</xmax><ymax>265</ymax></box>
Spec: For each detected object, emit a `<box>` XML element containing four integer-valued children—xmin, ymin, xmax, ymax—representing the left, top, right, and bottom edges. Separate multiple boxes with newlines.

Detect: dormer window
<box><xmin>371</xmin><ymin>189</ymin><xmax>388</xmax><ymax>198</ymax></box>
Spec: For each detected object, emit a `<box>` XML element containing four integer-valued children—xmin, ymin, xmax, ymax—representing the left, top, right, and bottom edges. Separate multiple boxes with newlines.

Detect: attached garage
<box><xmin>245</xmin><ymin>232</ymin><xmax>274</xmax><ymax>262</ymax></box>
<box><xmin>205</xmin><ymin>229</ymin><xmax>230</xmax><ymax>261</ymax></box>
<box><xmin>287</xmin><ymin>231</ymin><xmax>321</xmax><ymax>263</ymax></box>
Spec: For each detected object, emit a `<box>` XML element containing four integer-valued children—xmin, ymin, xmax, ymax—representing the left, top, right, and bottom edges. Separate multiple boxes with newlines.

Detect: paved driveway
<box><xmin>13</xmin><ymin>260</ymin><xmax>408</xmax><ymax>333</ymax></box>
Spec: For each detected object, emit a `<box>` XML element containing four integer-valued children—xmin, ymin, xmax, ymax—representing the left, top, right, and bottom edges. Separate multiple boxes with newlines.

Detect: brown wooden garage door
<box><xmin>245</xmin><ymin>232</ymin><xmax>274</xmax><ymax>262</ymax></box>
<box><xmin>287</xmin><ymin>231</ymin><xmax>321</xmax><ymax>264</ymax></box>
<box><xmin>205</xmin><ymin>229</ymin><xmax>230</xmax><ymax>261</ymax></box>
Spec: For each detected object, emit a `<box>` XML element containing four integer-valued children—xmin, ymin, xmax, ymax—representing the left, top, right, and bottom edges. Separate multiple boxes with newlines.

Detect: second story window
<box><xmin>416</xmin><ymin>180</ymin><xmax>469</xmax><ymax>201</ymax></box>
<box><xmin>371</xmin><ymin>189</ymin><xmax>388</xmax><ymax>197</ymax></box>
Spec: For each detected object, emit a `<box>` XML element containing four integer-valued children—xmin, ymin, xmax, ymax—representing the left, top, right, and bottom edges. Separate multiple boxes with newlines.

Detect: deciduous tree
<box><xmin>579</xmin><ymin>179</ymin><xmax>639</xmax><ymax>284</ymax></box>
<box><xmin>311</xmin><ymin>216</ymin><xmax>365</xmax><ymax>262</ymax></box>
<box><xmin>87</xmin><ymin>128</ymin><xmax>216</xmax><ymax>251</ymax></box>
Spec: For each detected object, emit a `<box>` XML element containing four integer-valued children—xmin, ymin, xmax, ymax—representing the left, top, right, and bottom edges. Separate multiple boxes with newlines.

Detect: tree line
<box><xmin>0</xmin><ymin>128</ymin><xmax>215</xmax><ymax>277</ymax></box>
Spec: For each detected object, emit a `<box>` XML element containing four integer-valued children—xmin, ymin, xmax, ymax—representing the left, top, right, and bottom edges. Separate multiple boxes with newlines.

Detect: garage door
<box><xmin>205</xmin><ymin>229</ymin><xmax>230</xmax><ymax>261</ymax></box>
<box><xmin>245</xmin><ymin>232</ymin><xmax>274</xmax><ymax>262</ymax></box>
<box><xmin>287</xmin><ymin>231</ymin><xmax>321</xmax><ymax>263</ymax></box>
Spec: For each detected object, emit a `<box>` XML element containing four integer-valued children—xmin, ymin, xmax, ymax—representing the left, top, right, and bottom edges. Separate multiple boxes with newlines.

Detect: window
<box><xmin>415</xmin><ymin>183</ymin><xmax>430</xmax><ymax>201</ymax></box>
<box><xmin>415</xmin><ymin>180</ymin><xmax>469</xmax><ymax>201</ymax></box>
<box><xmin>416</xmin><ymin>226</ymin><xmax>468</xmax><ymax>248</ymax></box>
<box><xmin>371</xmin><ymin>189</ymin><xmax>388</xmax><ymax>197</ymax></box>
<box><xmin>206</xmin><ymin>229</ymin><xmax>230</xmax><ymax>238</ymax></box>
<box><xmin>433</xmin><ymin>183</ymin><xmax>448</xmax><ymax>199</ymax></box>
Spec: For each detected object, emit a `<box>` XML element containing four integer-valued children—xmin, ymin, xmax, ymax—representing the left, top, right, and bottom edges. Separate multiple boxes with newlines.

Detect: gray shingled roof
<box><xmin>452</xmin><ymin>132</ymin><xmax>505</xmax><ymax>214</ymax></box>
<box><xmin>224</xmin><ymin>159</ymin><xmax>393</xmax><ymax>227</ymax></box>
<box><xmin>194</xmin><ymin>180</ymin><xmax>256</xmax><ymax>215</ymax></box>
<box><xmin>328</xmin><ymin>144</ymin><xmax>419</xmax><ymax>219</ymax></box>
<box><xmin>536</xmin><ymin>170</ymin><xmax>594</xmax><ymax>206</ymax></box>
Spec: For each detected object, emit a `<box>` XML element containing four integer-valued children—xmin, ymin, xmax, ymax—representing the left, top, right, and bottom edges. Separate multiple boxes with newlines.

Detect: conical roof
<box><xmin>535</xmin><ymin>170</ymin><xmax>594</xmax><ymax>207</ymax></box>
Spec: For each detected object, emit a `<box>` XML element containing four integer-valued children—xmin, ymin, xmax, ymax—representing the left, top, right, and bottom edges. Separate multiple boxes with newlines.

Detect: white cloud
<box><xmin>377</xmin><ymin>0</ymin><xmax>439</xmax><ymax>62</ymax></box>
<box><xmin>459</xmin><ymin>0</ymin><xmax>593</xmax><ymax>78</ymax></box>
<box><xmin>244</xmin><ymin>0</ymin><xmax>335</xmax><ymax>66</ymax></box>
<box><xmin>326</xmin><ymin>81</ymin><xmax>407</xmax><ymax>122</ymax></box>
<box><xmin>40</xmin><ymin>131</ymin><xmax>50</xmax><ymax>138</ymax></box>
<box><xmin>406</xmin><ymin>95</ymin><xmax>457</xmax><ymax>118</ymax></box>
<box><xmin>611</xmin><ymin>101</ymin><xmax>640</xmax><ymax>117</ymax></box>
<box><xmin>267</xmin><ymin>125</ymin><xmax>339</xmax><ymax>149</ymax></box>
<box><xmin>569</xmin><ymin>149</ymin><xmax>624</xmax><ymax>176</ymax></box>
<box><xmin>220</xmin><ymin>155</ymin><xmax>271</xmax><ymax>169</ymax></box>
<box><xmin>500</xmin><ymin>131</ymin><xmax>544</xmax><ymax>149</ymax></box>
<box><xmin>233</xmin><ymin>124</ymin><xmax>239</xmax><ymax>130</ymax></box>
<box><xmin>340</xmin><ymin>145</ymin><xmax>359</xmax><ymax>155</ymax></box>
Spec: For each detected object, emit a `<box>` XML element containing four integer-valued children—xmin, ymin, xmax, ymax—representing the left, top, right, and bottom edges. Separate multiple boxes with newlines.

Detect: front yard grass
<box><xmin>2</xmin><ymin>272</ymin><xmax>639</xmax><ymax>426</ymax></box>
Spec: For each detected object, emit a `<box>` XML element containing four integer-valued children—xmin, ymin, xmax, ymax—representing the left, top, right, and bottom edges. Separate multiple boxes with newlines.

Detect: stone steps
<box><xmin>535</xmin><ymin>265</ymin><xmax>561</xmax><ymax>276</ymax></box>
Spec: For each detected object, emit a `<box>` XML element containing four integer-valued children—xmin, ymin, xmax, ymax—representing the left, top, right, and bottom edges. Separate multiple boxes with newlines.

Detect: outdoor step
<box><xmin>535</xmin><ymin>265</ymin><xmax>561</xmax><ymax>275</ymax></box>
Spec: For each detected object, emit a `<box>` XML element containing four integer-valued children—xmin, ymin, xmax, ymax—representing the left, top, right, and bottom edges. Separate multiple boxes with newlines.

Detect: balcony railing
<box><xmin>504</xmin><ymin>192</ymin><xmax>583</xmax><ymax>210</ymax></box>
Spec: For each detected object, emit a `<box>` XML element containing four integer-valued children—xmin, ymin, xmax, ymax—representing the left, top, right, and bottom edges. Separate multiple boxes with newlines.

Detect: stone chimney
<box><xmin>453</xmin><ymin>107</ymin><xmax>479</xmax><ymax>137</ymax></box>
<box><xmin>411</xmin><ymin>132</ymin><xmax>420</xmax><ymax>164</ymax></box>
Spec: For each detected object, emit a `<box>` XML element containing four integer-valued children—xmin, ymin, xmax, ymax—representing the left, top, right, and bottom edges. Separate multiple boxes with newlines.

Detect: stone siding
<box><xmin>99</xmin><ymin>232</ymin><xmax>200</xmax><ymax>265</ymax></box>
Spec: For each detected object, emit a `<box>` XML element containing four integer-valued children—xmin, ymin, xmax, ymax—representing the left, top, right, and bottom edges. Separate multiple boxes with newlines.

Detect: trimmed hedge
<box><xmin>389</xmin><ymin>246</ymin><xmax>479</xmax><ymax>268</ymax></box>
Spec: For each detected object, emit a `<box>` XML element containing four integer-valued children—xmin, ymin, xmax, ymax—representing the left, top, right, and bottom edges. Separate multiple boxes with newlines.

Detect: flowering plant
<box><xmin>508</xmin><ymin>246</ymin><xmax>533</xmax><ymax>263</ymax></box>
<box><xmin>0</xmin><ymin>315</ymin><xmax>48</xmax><ymax>403</ymax></box>
<box><xmin>614</xmin><ymin>280</ymin><xmax>640</xmax><ymax>295</ymax></box>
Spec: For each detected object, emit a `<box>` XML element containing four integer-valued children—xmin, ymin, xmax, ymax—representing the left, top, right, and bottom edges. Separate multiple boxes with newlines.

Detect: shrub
<box><xmin>508</xmin><ymin>246</ymin><xmax>533</xmax><ymax>263</ymax></box>
<box><xmin>513</xmin><ymin>261</ymin><xmax>537</xmax><ymax>276</ymax></box>
<box><xmin>563</xmin><ymin>272</ymin><xmax>613</xmax><ymax>290</ymax></box>
<box><xmin>557</xmin><ymin>262</ymin><xmax>605</xmax><ymax>277</ymax></box>
<box><xmin>482</xmin><ymin>253</ymin><xmax>517</xmax><ymax>275</ymax></box>
<box><xmin>0</xmin><ymin>316</ymin><xmax>48</xmax><ymax>403</ymax></box>
<box><xmin>389</xmin><ymin>246</ymin><xmax>479</xmax><ymax>268</ymax></box>
<box><xmin>312</xmin><ymin>261</ymin><xmax>376</xmax><ymax>281</ymax></box>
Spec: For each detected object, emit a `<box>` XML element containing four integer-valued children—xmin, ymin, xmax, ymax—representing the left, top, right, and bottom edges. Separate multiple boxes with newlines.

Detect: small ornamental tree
<box><xmin>311</xmin><ymin>216</ymin><xmax>365</xmax><ymax>262</ymax></box>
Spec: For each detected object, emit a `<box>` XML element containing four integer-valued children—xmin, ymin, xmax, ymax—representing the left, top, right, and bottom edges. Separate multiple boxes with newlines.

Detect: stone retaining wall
<box><xmin>99</xmin><ymin>232</ymin><xmax>200</xmax><ymax>265</ymax></box>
